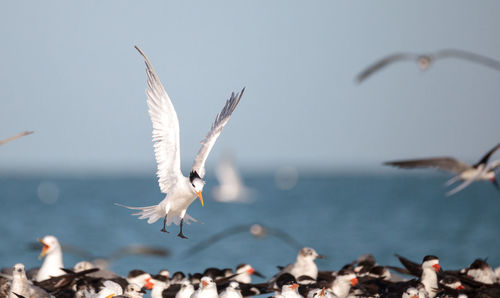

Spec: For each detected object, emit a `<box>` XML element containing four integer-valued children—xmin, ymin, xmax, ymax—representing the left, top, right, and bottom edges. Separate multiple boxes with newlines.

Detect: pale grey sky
<box><xmin>1</xmin><ymin>1</ymin><xmax>500</xmax><ymax>174</ymax></box>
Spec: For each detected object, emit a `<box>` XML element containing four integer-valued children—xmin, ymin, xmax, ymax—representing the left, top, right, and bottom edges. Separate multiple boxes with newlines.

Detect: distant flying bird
<box><xmin>117</xmin><ymin>46</ymin><xmax>245</xmax><ymax>239</ymax></box>
<box><xmin>0</xmin><ymin>131</ymin><xmax>33</xmax><ymax>146</ymax></box>
<box><xmin>355</xmin><ymin>49</ymin><xmax>500</xmax><ymax>83</ymax></box>
<box><xmin>211</xmin><ymin>153</ymin><xmax>255</xmax><ymax>203</ymax></box>
<box><xmin>183</xmin><ymin>223</ymin><xmax>303</xmax><ymax>256</ymax></box>
<box><xmin>384</xmin><ymin>143</ymin><xmax>500</xmax><ymax>196</ymax></box>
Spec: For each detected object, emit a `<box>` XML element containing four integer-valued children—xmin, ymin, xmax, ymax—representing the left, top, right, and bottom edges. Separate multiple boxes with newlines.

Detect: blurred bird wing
<box><xmin>215</xmin><ymin>156</ymin><xmax>244</xmax><ymax>188</ymax></box>
<box><xmin>0</xmin><ymin>131</ymin><xmax>33</xmax><ymax>146</ymax></box>
<box><xmin>474</xmin><ymin>143</ymin><xmax>500</xmax><ymax>167</ymax></box>
<box><xmin>191</xmin><ymin>88</ymin><xmax>245</xmax><ymax>178</ymax></box>
<box><xmin>356</xmin><ymin>53</ymin><xmax>417</xmax><ymax>83</ymax></box>
<box><xmin>435</xmin><ymin>49</ymin><xmax>500</xmax><ymax>72</ymax></box>
<box><xmin>136</xmin><ymin>46</ymin><xmax>183</xmax><ymax>193</ymax></box>
<box><xmin>384</xmin><ymin>157</ymin><xmax>472</xmax><ymax>174</ymax></box>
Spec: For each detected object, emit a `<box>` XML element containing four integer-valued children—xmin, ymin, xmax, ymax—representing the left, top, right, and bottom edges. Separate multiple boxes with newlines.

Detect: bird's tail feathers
<box><xmin>115</xmin><ymin>203</ymin><xmax>201</xmax><ymax>225</ymax></box>
<box><xmin>115</xmin><ymin>203</ymin><xmax>163</xmax><ymax>224</ymax></box>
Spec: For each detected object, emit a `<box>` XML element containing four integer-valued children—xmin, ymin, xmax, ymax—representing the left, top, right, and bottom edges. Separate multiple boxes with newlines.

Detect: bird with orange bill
<box><xmin>117</xmin><ymin>46</ymin><xmax>245</xmax><ymax>239</ymax></box>
<box><xmin>35</xmin><ymin>235</ymin><xmax>65</xmax><ymax>282</ymax></box>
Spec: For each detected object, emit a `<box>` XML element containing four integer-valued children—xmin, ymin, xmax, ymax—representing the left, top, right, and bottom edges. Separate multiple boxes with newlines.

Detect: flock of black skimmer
<box><xmin>2</xmin><ymin>236</ymin><xmax>500</xmax><ymax>297</ymax></box>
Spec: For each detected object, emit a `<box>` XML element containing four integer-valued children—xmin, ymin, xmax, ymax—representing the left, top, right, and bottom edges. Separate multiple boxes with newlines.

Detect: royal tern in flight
<box><xmin>356</xmin><ymin>49</ymin><xmax>500</xmax><ymax>83</ymax></box>
<box><xmin>384</xmin><ymin>142</ymin><xmax>500</xmax><ymax>196</ymax></box>
<box><xmin>117</xmin><ymin>46</ymin><xmax>245</xmax><ymax>238</ymax></box>
<box><xmin>0</xmin><ymin>131</ymin><xmax>33</xmax><ymax>146</ymax></box>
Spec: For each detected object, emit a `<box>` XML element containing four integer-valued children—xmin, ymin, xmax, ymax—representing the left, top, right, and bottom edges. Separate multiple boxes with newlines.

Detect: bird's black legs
<box><xmin>177</xmin><ymin>219</ymin><xmax>188</xmax><ymax>239</ymax></box>
<box><xmin>161</xmin><ymin>214</ymin><xmax>169</xmax><ymax>233</ymax></box>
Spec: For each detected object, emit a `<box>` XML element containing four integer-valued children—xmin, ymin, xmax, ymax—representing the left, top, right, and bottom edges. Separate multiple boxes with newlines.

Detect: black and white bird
<box><xmin>117</xmin><ymin>46</ymin><xmax>245</xmax><ymax>238</ymax></box>
<box><xmin>233</xmin><ymin>264</ymin><xmax>265</xmax><ymax>284</ymax></box>
<box><xmin>384</xmin><ymin>143</ymin><xmax>500</xmax><ymax>196</ymax></box>
<box><xmin>0</xmin><ymin>131</ymin><xmax>33</xmax><ymax>146</ymax></box>
<box><xmin>356</xmin><ymin>49</ymin><xmax>500</xmax><ymax>83</ymax></box>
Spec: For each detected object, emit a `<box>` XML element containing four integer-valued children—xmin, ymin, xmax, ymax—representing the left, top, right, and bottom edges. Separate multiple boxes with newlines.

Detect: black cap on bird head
<box><xmin>190</xmin><ymin>170</ymin><xmax>201</xmax><ymax>183</ymax></box>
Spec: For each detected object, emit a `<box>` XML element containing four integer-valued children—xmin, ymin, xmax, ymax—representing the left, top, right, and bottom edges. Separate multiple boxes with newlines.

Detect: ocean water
<box><xmin>1</xmin><ymin>172</ymin><xmax>499</xmax><ymax>279</ymax></box>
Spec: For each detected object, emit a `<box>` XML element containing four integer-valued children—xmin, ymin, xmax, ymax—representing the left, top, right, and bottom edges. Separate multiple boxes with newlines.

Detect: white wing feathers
<box><xmin>136</xmin><ymin>46</ymin><xmax>183</xmax><ymax>194</ymax></box>
<box><xmin>191</xmin><ymin>88</ymin><xmax>245</xmax><ymax>178</ymax></box>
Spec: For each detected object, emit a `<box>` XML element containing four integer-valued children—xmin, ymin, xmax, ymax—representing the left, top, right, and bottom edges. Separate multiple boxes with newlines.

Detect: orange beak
<box><xmin>144</xmin><ymin>277</ymin><xmax>154</xmax><ymax>290</ymax></box>
<box><xmin>290</xmin><ymin>283</ymin><xmax>299</xmax><ymax>290</ymax></box>
<box><xmin>247</xmin><ymin>267</ymin><xmax>255</xmax><ymax>275</ymax></box>
<box><xmin>38</xmin><ymin>238</ymin><xmax>49</xmax><ymax>259</ymax></box>
<box><xmin>105</xmin><ymin>295</ymin><xmax>114</xmax><ymax>298</ymax></box>
<box><xmin>196</xmin><ymin>191</ymin><xmax>204</xmax><ymax>206</ymax></box>
<box><xmin>320</xmin><ymin>288</ymin><xmax>326</xmax><ymax>296</ymax></box>
<box><xmin>432</xmin><ymin>263</ymin><xmax>441</xmax><ymax>272</ymax></box>
<box><xmin>411</xmin><ymin>295</ymin><xmax>418</xmax><ymax>298</ymax></box>
<box><xmin>350</xmin><ymin>278</ymin><xmax>358</xmax><ymax>286</ymax></box>
<box><xmin>457</xmin><ymin>285</ymin><xmax>465</xmax><ymax>290</ymax></box>
<box><xmin>202</xmin><ymin>280</ymin><xmax>209</xmax><ymax>287</ymax></box>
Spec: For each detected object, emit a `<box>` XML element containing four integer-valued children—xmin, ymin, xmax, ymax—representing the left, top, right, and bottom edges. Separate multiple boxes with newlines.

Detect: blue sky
<box><xmin>1</xmin><ymin>1</ymin><xmax>500</xmax><ymax>174</ymax></box>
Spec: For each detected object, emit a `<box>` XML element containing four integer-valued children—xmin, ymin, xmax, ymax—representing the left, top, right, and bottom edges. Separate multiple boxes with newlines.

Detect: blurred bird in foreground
<box><xmin>117</xmin><ymin>46</ymin><xmax>245</xmax><ymax>239</ymax></box>
<box><xmin>211</xmin><ymin>152</ymin><xmax>255</xmax><ymax>203</ymax></box>
<box><xmin>355</xmin><ymin>48</ymin><xmax>500</xmax><ymax>83</ymax></box>
<box><xmin>384</xmin><ymin>142</ymin><xmax>500</xmax><ymax>196</ymax></box>
<box><xmin>0</xmin><ymin>131</ymin><xmax>33</xmax><ymax>146</ymax></box>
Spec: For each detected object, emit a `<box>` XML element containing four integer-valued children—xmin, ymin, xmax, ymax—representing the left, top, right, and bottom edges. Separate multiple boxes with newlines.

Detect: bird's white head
<box><xmin>190</xmin><ymin>171</ymin><xmax>205</xmax><ymax>206</ymax></box>
<box><xmin>298</xmin><ymin>247</ymin><xmax>326</xmax><ymax>262</ymax></box>
<box><xmin>38</xmin><ymin>235</ymin><xmax>60</xmax><ymax>259</ymax></box>
<box><xmin>12</xmin><ymin>263</ymin><xmax>26</xmax><ymax>279</ymax></box>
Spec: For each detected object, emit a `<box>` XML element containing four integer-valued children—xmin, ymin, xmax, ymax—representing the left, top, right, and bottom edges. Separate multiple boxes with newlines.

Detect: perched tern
<box><xmin>277</xmin><ymin>247</ymin><xmax>326</xmax><ymax>280</ymax></box>
<box><xmin>190</xmin><ymin>276</ymin><xmax>218</xmax><ymax>298</ymax></box>
<box><xmin>9</xmin><ymin>263</ymin><xmax>49</xmax><ymax>298</ymax></box>
<box><xmin>117</xmin><ymin>46</ymin><xmax>245</xmax><ymax>238</ymax></box>
<box><xmin>384</xmin><ymin>142</ymin><xmax>500</xmax><ymax>196</ymax></box>
<box><xmin>35</xmin><ymin>235</ymin><xmax>65</xmax><ymax>282</ymax></box>
<box><xmin>356</xmin><ymin>48</ymin><xmax>500</xmax><ymax>83</ymax></box>
<box><xmin>219</xmin><ymin>281</ymin><xmax>243</xmax><ymax>298</ymax></box>
<box><xmin>0</xmin><ymin>131</ymin><xmax>33</xmax><ymax>146</ymax></box>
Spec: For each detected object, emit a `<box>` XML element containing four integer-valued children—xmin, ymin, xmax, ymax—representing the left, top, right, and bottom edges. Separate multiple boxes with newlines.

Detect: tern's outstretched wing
<box><xmin>436</xmin><ymin>49</ymin><xmax>500</xmax><ymax>72</ymax></box>
<box><xmin>474</xmin><ymin>143</ymin><xmax>500</xmax><ymax>167</ymax></box>
<box><xmin>191</xmin><ymin>88</ymin><xmax>245</xmax><ymax>178</ymax></box>
<box><xmin>0</xmin><ymin>131</ymin><xmax>33</xmax><ymax>146</ymax></box>
<box><xmin>384</xmin><ymin>157</ymin><xmax>472</xmax><ymax>174</ymax></box>
<box><xmin>136</xmin><ymin>46</ymin><xmax>182</xmax><ymax>193</ymax></box>
<box><xmin>355</xmin><ymin>53</ymin><xmax>416</xmax><ymax>83</ymax></box>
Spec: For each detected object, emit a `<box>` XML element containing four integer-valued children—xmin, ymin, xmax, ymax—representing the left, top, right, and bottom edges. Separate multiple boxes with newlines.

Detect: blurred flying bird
<box><xmin>0</xmin><ymin>131</ymin><xmax>33</xmax><ymax>146</ymax></box>
<box><xmin>117</xmin><ymin>46</ymin><xmax>245</xmax><ymax>238</ymax></box>
<box><xmin>384</xmin><ymin>142</ymin><xmax>500</xmax><ymax>196</ymax></box>
<box><xmin>211</xmin><ymin>152</ymin><xmax>255</xmax><ymax>203</ymax></box>
<box><xmin>356</xmin><ymin>49</ymin><xmax>500</xmax><ymax>83</ymax></box>
<box><xmin>183</xmin><ymin>224</ymin><xmax>303</xmax><ymax>256</ymax></box>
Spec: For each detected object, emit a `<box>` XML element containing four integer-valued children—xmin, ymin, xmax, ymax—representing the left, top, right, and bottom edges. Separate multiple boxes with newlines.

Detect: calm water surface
<box><xmin>1</xmin><ymin>172</ymin><xmax>499</xmax><ymax>278</ymax></box>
